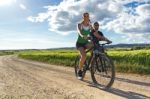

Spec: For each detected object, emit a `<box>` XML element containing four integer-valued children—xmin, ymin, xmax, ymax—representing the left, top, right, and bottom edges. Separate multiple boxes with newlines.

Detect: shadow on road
<box><xmin>115</xmin><ymin>77</ymin><xmax>150</xmax><ymax>87</ymax></box>
<box><xmin>82</xmin><ymin>80</ymin><xmax>150</xmax><ymax>99</ymax></box>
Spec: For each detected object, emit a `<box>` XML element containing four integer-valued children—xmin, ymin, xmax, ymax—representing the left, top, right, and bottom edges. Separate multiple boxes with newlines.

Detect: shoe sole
<box><xmin>77</xmin><ymin>76</ymin><xmax>82</xmax><ymax>80</ymax></box>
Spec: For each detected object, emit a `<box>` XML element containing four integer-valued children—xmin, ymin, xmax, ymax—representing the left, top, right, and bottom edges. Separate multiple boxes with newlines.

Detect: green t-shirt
<box><xmin>77</xmin><ymin>27</ymin><xmax>91</xmax><ymax>44</ymax></box>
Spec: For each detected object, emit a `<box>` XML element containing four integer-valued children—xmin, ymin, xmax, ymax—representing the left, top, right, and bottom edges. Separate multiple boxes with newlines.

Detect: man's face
<box><xmin>94</xmin><ymin>24</ymin><xmax>99</xmax><ymax>30</ymax></box>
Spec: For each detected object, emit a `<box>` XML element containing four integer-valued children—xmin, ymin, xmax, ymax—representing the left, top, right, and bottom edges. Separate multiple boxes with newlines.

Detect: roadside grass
<box><xmin>18</xmin><ymin>49</ymin><xmax>150</xmax><ymax>75</ymax></box>
<box><xmin>0</xmin><ymin>51</ymin><xmax>14</xmax><ymax>56</ymax></box>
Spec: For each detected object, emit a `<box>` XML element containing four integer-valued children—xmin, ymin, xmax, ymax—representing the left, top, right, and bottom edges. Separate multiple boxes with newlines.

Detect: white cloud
<box><xmin>104</xmin><ymin>3</ymin><xmax>150</xmax><ymax>34</ymax></box>
<box><xmin>0</xmin><ymin>0</ymin><xmax>16</xmax><ymax>6</ymax></box>
<box><xmin>27</xmin><ymin>0</ymin><xmax>150</xmax><ymax>43</ymax></box>
<box><xmin>136</xmin><ymin>4</ymin><xmax>150</xmax><ymax>16</ymax></box>
<box><xmin>27</xmin><ymin>0</ymin><xmax>120</xmax><ymax>33</ymax></box>
<box><xmin>27</xmin><ymin>16</ymin><xmax>34</xmax><ymax>22</ymax></box>
<box><xmin>19</xmin><ymin>4</ymin><xmax>27</xmax><ymax>10</ymax></box>
<box><xmin>124</xmin><ymin>33</ymin><xmax>150</xmax><ymax>43</ymax></box>
<box><xmin>27</xmin><ymin>12</ymin><xmax>50</xmax><ymax>22</ymax></box>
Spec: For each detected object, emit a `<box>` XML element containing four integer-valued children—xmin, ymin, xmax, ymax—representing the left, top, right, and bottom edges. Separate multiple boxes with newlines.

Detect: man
<box><xmin>90</xmin><ymin>22</ymin><xmax>112</xmax><ymax>44</ymax></box>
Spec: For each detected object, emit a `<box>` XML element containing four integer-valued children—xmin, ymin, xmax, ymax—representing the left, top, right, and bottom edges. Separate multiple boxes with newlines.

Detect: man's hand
<box><xmin>107</xmin><ymin>40</ymin><xmax>112</xmax><ymax>44</ymax></box>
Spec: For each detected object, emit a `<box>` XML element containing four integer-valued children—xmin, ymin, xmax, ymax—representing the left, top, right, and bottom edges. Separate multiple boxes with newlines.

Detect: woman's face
<box><xmin>83</xmin><ymin>13</ymin><xmax>89</xmax><ymax>21</ymax></box>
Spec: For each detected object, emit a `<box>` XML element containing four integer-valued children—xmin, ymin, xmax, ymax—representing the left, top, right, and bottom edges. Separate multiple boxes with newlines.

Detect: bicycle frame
<box><xmin>75</xmin><ymin>40</ymin><xmax>115</xmax><ymax>88</ymax></box>
<box><xmin>84</xmin><ymin>41</ymin><xmax>108</xmax><ymax>72</ymax></box>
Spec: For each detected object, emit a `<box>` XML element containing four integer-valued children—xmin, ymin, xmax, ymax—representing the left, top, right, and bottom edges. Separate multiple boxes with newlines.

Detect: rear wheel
<box><xmin>91</xmin><ymin>55</ymin><xmax>115</xmax><ymax>89</ymax></box>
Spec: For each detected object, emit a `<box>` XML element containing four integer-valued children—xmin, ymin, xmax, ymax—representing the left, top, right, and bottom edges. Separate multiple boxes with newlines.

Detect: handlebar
<box><xmin>99</xmin><ymin>41</ymin><xmax>112</xmax><ymax>45</ymax></box>
<box><xmin>85</xmin><ymin>39</ymin><xmax>111</xmax><ymax>53</ymax></box>
<box><xmin>85</xmin><ymin>35</ymin><xmax>112</xmax><ymax>46</ymax></box>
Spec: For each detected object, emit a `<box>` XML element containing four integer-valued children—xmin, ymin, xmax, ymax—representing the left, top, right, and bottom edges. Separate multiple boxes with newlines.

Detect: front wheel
<box><xmin>91</xmin><ymin>54</ymin><xmax>115</xmax><ymax>89</ymax></box>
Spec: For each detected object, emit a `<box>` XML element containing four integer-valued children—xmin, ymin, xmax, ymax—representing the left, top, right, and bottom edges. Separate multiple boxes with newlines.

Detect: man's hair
<box><xmin>94</xmin><ymin>22</ymin><xmax>99</xmax><ymax>25</ymax></box>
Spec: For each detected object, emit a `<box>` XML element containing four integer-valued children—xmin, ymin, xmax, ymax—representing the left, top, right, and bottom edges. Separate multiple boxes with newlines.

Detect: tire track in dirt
<box><xmin>0</xmin><ymin>55</ymin><xmax>149</xmax><ymax>99</ymax></box>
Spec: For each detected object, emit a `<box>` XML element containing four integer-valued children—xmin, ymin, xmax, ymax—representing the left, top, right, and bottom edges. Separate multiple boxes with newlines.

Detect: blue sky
<box><xmin>0</xmin><ymin>0</ymin><xmax>150</xmax><ymax>50</ymax></box>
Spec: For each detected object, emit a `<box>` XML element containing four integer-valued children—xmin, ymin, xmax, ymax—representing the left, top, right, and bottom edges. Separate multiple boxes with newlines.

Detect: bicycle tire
<box><xmin>91</xmin><ymin>54</ymin><xmax>115</xmax><ymax>89</ymax></box>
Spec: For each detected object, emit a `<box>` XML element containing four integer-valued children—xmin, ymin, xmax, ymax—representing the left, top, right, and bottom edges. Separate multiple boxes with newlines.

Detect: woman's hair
<box><xmin>79</xmin><ymin>12</ymin><xmax>90</xmax><ymax>24</ymax></box>
<box><xmin>82</xmin><ymin>12</ymin><xmax>89</xmax><ymax>17</ymax></box>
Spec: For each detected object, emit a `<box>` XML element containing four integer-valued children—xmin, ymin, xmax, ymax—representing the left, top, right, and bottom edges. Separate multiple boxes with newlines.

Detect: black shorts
<box><xmin>76</xmin><ymin>42</ymin><xmax>87</xmax><ymax>49</ymax></box>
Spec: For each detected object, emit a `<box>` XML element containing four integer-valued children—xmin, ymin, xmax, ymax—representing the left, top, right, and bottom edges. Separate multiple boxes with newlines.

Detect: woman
<box><xmin>76</xmin><ymin>12</ymin><xmax>93</xmax><ymax>80</ymax></box>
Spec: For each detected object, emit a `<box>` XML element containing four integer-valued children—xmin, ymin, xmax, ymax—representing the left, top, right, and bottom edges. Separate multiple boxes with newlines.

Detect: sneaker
<box><xmin>77</xmin><ymin>70</ymin><xmax>83</xmax><ymax>80</ymax></box>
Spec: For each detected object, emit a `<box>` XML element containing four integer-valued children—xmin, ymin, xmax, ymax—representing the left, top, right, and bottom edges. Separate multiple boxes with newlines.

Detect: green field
<box><xmin>0</xmin><ymin>51</ymin><xmax>14</xmax><ymax>56</ymax></box>
<box><xmin>18</xmin><ymin>49</ymin><xmax>150</xmax><ymax>75</ymax></box>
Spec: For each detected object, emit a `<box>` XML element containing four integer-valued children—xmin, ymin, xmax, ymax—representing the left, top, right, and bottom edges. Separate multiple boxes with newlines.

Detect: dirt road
<box><xmin>0</xmin><ymin>55</ymin><xmax>149</xmax><ymax>99</ymax></box>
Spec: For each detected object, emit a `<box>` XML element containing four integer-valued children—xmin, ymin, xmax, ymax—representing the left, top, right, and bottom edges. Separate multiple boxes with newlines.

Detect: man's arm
<box><xmin>101</xmin><ymin>36</ymin><xmax>112</xmax><ymax>43</ymax></box>
<box><xmin>93</xmin><ymin>31</ymin><xmax>103</xmax><ymax>39</ymax></box>
<box><xmin>93</xmin><ymin>31</ymin><xmax>112</xmax><ymax>43</ymax></box>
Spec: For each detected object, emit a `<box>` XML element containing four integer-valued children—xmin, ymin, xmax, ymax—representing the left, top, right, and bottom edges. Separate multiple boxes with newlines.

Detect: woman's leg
<box><xmin>85</xmin><ymin>43</ymin><xmax>94</xmax><ymax>65</ymax></box>
<box><xmin>85</xmin><ymin>42</ymin><xmax>93</xmax><ymax>50</ymax></box>
<box><xmin>78</xmin><ymin>47</ymin><xmax>86</xmax><ymax>71</ymax></box>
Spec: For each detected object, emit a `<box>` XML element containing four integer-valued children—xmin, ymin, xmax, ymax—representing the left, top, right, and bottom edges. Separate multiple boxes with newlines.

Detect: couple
<box><xmin>76</xmin><ymin>12</ymin><xmax>112</xmax><ymax>80</ymax></box>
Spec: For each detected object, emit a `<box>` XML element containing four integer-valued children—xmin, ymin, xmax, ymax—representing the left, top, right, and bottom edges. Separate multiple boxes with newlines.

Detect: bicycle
<box><xmin>74</xmin><ymin>40</ymin><xmax>115</xmax><ymax>89</ymax></box>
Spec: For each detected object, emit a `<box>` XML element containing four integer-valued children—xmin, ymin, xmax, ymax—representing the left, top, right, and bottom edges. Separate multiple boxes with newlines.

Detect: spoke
<box><xmin>91</xmin><ymin>55</ymin><xmax>115</xmax><ymax>89</ymax></box>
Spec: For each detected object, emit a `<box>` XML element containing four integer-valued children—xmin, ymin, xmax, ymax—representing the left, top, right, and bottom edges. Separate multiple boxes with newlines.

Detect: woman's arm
<box><xmin>77</xmin><ymin>23</ymin><xmax>83</xmax><ymax>37</ymax></box>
